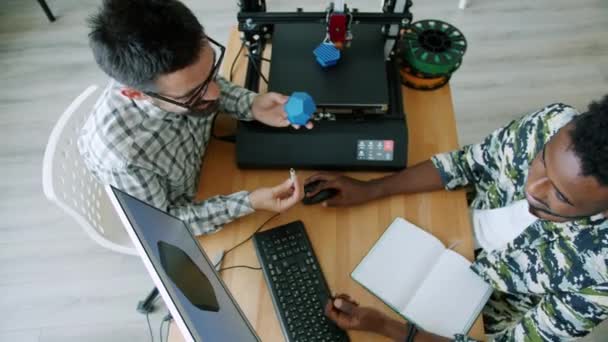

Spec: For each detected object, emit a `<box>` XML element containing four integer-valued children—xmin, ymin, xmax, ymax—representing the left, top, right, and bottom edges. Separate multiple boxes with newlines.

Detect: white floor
<box><xmin>1</xmin><ymin>0</ymin><xmax>607</xmax><ymax>341</ymax></box>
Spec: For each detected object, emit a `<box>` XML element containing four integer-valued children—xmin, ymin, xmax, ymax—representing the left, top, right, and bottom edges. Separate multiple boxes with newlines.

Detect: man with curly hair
<box><xmin>308</xmin><ymin>96</ymin><xmax>608</xmax><ymax>341</ymax></box>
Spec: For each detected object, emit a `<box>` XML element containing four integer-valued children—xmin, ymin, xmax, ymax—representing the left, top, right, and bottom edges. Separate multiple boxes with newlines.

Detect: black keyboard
<box><xmin>253</xmin><ymin>221</ymin><xmax>349</xmax><ymax>342</ymax></box>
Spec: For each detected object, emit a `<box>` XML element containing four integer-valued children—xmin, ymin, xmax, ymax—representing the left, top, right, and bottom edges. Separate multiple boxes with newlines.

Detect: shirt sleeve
<box><xmin>217</xmin><ymin>76</ymin><xmax>257</xmax><ymax>121</ymax></box>
<box><xmin>430</xmin><ymin>103</ymin><xmax>578</xmax><ymax>192</ymax></box>
<box><xmin>97</xmin><ymin>165</ymin><xmax>254</xmax><ymax>235</ymax></box>
<box><xmin>490</xmin><ymin>285</ymin><xmax>608</xmax><ymax>341</ymax></box>
<box><xmin>430</xmin><ymin>122</ymin><xmax>509</xmax><ymax>191</ymax></box>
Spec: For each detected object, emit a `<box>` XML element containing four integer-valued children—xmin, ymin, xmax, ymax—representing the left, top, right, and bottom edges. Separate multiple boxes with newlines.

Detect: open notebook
<box><xmin>351</xmin><ymin>217</ymin><xmax>492</xmax><ymax>338</ymax></box>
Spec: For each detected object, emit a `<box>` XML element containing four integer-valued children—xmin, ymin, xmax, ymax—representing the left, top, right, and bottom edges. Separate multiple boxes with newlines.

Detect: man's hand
<box><xmin>325</xmin><ymin>294</ymin><xmax>390</xmax><ymax>334</ymax></box>
<box><xmin>249</xmin><ymin>176</ymin><xmax>304</xmax><ymax>212</ymax></box>
<box><xmin>306</xmin><ymin>161</ymin><xmax>446</xmax><ymax>207</ymax></box>
<box><xmin>304</xmin><ymin>173</ymin><xmax>378</xmax><ymax>207</ymax></box>
<box><xmin>327</xmin><ymin>295</ymin><xmax>451</xmax><ymax>342</ymax></box>
<box><xmin>251</xmin><ymin>92</ymin><xmax>313</xmax><ymax>129</ymax></box>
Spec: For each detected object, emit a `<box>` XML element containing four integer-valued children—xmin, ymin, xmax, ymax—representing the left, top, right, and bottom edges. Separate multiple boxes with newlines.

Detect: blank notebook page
<box><xmin>403</xmin><ymin>250</ymin><xmax>491</xmax><ymax>338</ymax></box>
<box><xmin>352</xmin><ymin>218</ymin><xmax>445</xmax><ymax>310</ymax></box>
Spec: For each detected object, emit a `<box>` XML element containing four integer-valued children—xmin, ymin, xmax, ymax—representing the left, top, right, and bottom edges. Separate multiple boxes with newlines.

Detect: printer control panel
<box><xmin>356</xmin><ymin>140</ymin><xmax>394</xmax><ymax>162</ymax></box>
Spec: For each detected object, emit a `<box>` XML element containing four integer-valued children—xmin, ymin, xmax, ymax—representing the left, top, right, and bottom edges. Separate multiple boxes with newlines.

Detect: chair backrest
<box><xmin>42</xmin><ymin>85</ymin><xmax>136</xmax><ymax>255</ymax></box>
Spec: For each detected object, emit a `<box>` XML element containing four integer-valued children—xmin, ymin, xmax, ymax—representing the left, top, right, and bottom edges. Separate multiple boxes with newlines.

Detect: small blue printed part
<box><xmin>313</xmin><ymin>43</ymin><xmax>340</xmax><ymax>67</ymax></box>
<box><xmin>285</xmin><ymin>92</ymin><xmax>316</xmax><ymax>125</ymax></box>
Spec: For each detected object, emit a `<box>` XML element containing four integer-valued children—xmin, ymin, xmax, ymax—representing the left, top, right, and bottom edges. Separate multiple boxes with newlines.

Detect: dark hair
<box><xmin>87</xmin><ymin>0</ymin><xmax>205</xmax><ymax>89</ymax></box>
<box><xmin>570</xmin><ymin>95</ymin><xmax>608</xmax><ymax>186</ymax></box>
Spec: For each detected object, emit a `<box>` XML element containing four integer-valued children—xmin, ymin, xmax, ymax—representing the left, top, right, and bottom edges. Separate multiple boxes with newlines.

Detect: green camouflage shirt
<box><xmin>431</xmin><ymin>103</ymin><xmax>608</xmax><ymax>341</ymax></box>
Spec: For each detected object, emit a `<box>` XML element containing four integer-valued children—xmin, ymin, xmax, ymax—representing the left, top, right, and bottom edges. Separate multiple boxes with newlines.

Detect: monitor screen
<box><xmin>107</xmin><ymin>186</ymin><xmax>260</xmax><ymax>342</ymax></box>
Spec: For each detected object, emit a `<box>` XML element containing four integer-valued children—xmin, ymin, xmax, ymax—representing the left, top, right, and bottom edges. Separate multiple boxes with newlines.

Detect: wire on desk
<box><xmin>146</xmin><ymin>312</ymin><xmax>154</xmax><ymax>342</ymax></box>
<box><xmin>246</xmin><ymin>54</ymin><xmax>271</xmax><ymax>63</ymax></box>
<box><xmin>161</xmin><ymin>323</ymin><xmax>171</xmax><ymax>342</ymax></box>
<box><xmin>159</xmin><ymin>319</ymin><xmax>166</xmax><ymax>342</ymax></box>
<box><xmin>165</xmin><ymin>321</ymin><xmax>170</xmax><ymax>342</ymax></box>
<box><xmin>214</xmin><ymin>213</ymin><xmax>280</xmax><ymax>269</ymax></box>
<box><xmin>229</xmin><ymin>42</ymin><xmax>246</xmax><ymax>82</ymax></box>
<box><xmin>245</xmin><ymin>45</ymin><xmax>269</xmax><ymax>85</ymax></box>
<box><xmin>161</xmin><ymin>313</ymin><xmax>172</xmax><ymax>342</ymax></box>
<box><xmin>219</xmin><ymin>265</ymin><xmax>263</xmax><ymax>272</ymax></box>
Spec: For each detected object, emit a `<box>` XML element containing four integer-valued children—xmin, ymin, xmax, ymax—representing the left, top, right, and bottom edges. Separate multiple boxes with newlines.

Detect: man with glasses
<box><xmin>78</xmin><ymin>0</ymin><xmax>312</xmax><ymax>235</ymax></box>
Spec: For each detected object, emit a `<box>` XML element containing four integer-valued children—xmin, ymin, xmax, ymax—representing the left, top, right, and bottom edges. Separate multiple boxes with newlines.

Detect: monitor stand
<box><xmin>236</xmin><ymin>23</ymin><xmax>408</xmax><ymax>171</ymax></box>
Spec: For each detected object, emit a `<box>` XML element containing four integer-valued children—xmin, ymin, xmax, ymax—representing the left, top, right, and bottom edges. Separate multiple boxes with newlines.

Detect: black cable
<box><xmin>229</xmin><ymin>42</ymin><xmax>246</xmax><ymax>82</ymax></box>
<box><xmin>159</xmin><ymin>319</ymin><xmax>166</xmax><ymax>342</ymax></box>
<box><xmin>245</xmin><ymin>54</ymin><xmax>271</xmax><ymax>63</ymax></box>
<box><xmin>161</xmin><ymin>313</ymin><xmax>172</xmax><ymax>342</ymax></box>
<box><xmin>166</xmin><ymin>322</ymin><xmax>170</xmax><ymax>342</ymax></box>
<box><xmin>214</xmin><ymin>213</ymin><xmax>280</xmax><ymax>268</ymax></box>
<box><xmin>219</xmin><ymin>265</ymin><xmax>262</xmax><ymax>272</ymax></box>
<box><xmin>405</xmin><ymin>323</ymin><xmax>419</xmax><ymax>342</ymax></box>
<box><xmin>145</xmin><ymin>312</ymin><xmax>154</xmax><ymax>342</ymax></box>
<box><xmin>245</xmin><ymin>45</ymin><xmax>269</xmax><ymax>85</ymax></box>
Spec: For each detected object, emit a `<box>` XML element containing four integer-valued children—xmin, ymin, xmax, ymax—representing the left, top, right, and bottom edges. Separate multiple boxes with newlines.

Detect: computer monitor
<box><xmin>106</xmin><ymin>185</ymin><xmax>260</xmax><ymax>342</ymax></box>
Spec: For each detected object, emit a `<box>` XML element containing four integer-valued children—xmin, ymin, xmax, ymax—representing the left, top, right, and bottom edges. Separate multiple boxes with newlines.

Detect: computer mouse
<box><xmin>302</xmin><ymin>180</ymin><xmax>339</xmax><ymax>205</ymax></box>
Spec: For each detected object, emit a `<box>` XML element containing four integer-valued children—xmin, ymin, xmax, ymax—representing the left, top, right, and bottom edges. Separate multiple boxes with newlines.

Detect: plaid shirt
<box><xmin>78</xmin><ymin>77</ymin><xmax>257</xmax><ymax>235</ymax></box>
<box><xmin>432</xmin><ymin>104</ymin><xmax>608</xmax><ymax>341</ymax></box>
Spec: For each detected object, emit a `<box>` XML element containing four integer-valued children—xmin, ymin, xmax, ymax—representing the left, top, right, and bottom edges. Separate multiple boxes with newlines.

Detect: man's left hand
<box><xmin>249</xmin><ymin>176</ymin><xmax>304</xmax><ymax>213</ymax></box>
<box><xmin>251</xmin><ymin>92</ymin><xmax>314</xmax><ymax>129</ymax></box>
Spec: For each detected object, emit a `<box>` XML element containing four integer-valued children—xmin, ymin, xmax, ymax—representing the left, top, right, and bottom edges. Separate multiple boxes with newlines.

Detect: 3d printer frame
<box><xmin>236</xmin><ymin>0</ymin><xmax>413</xmax><ymax>119</ymax></box>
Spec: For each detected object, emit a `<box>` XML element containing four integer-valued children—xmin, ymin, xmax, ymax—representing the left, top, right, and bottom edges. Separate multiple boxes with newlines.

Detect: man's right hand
<box><xmin>304</xmin><ymin>173</ymin><xmax>378</xmax><ymax>207</ymax></box>
<box><xmin>324</xmin><ymin>294</ymin><xmax>389</xmax><ymax>333</ymax></box>
<box><xmin>305</xmin><ymin>160</ymin><xmax>445</xmax><ymax>207</ymax></box>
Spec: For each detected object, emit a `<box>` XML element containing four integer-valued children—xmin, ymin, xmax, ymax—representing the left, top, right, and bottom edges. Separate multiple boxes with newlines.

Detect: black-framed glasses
<box><xmin>145</xmin><ymin>37</ymin><xmax>225</xmax><ymax>112</ymax></box>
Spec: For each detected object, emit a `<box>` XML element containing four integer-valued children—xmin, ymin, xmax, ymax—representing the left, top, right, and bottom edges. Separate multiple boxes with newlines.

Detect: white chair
<box><xmin>42</xmin><ymin>85</ymin><xmax>136</xmax><ymax>256</ymax></box>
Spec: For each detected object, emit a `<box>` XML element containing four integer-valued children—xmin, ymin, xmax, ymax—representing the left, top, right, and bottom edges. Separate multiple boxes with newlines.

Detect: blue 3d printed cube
<box><xmin>285</xmin><ymin>92</ymin><xmax>316</xmax><ymax>126</ymax></box>
<box><xmin>313</xmin><ymin>43</ymin><xmax>341</xmax><ymax>68</ymax></box>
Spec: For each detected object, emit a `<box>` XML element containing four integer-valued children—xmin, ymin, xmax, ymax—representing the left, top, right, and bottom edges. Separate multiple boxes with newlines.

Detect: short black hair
<box><xmin>570</xmin><ymin>95</ymin><xmax>608</xmax><ymax>186</ymax></box>
<box><xmin>88</xmin><ymin>0</ymin><xmax>205</xmax><ymax>90</ymax></box>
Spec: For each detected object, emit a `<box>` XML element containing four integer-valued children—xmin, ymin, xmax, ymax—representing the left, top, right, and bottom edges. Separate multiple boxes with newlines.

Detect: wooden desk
<box><xmin>169</xmin><ymin>28</ymin><xmax>484</xmax><ymax>342</ymax></box>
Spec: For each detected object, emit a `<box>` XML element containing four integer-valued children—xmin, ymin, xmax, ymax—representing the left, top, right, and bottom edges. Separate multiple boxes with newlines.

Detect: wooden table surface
<box><xmin>169</xmin><ymin>27</ymin><xmax>485</xmax><ymax>342</ymax></box>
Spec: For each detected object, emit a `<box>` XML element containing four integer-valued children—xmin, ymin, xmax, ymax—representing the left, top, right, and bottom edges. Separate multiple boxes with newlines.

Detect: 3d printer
<box><xmin>235</xmin><ymin>0</ymin><xmax>414</xmax><ymax>171</ymax></box>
